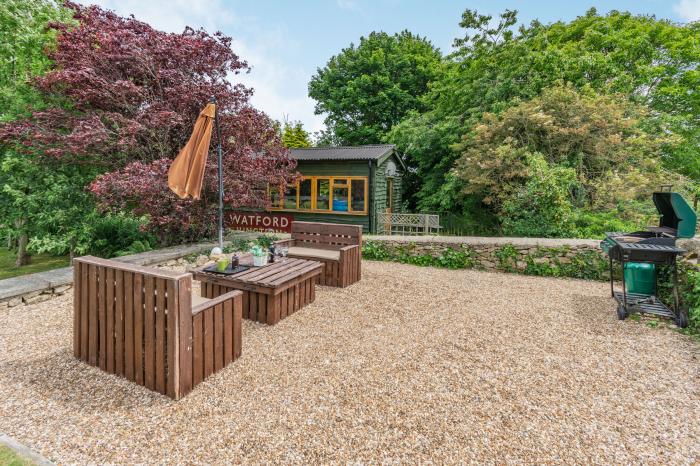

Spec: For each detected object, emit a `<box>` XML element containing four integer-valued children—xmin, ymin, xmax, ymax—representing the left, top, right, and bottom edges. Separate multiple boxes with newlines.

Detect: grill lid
<box><xmin>652</xmin><ymin>190</ymin><xmax>697</xmax><ymax>238</ymax></box>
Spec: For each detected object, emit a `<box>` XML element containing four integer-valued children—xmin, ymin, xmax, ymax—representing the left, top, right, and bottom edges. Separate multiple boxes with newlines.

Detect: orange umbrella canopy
<box><xmin>168</xmin><ymin>103</ymin><xmax>217</xmax><ymax>200</ymax></box>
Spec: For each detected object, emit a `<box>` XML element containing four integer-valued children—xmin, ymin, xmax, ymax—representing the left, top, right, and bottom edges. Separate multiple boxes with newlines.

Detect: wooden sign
<box><xmin>226</xmin><ymin>211</ymin><xmax>294</xmax><ymax>233</ymax></box>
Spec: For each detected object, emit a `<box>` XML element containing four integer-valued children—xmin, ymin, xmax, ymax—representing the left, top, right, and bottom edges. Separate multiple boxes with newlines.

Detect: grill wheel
<box><xmin>617</xmin><ymin>304</ymin><xmax>629</xmax><ymax>320</ymax></box>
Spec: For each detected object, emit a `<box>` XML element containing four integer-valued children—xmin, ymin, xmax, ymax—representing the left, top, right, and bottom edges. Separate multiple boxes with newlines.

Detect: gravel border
<box><xmin>0</xmin><ymin>261</ymin><xmax>698</xmax><ymax>464</ymax></box>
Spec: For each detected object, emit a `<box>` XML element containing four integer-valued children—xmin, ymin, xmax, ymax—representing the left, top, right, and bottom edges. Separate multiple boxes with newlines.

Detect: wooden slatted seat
<box><xmin>275</xmin><ymin>221</ymin><xmax>362</xmax><ymax>287</ymax></box>
<box><xmin>287</xmin><ymin>246</ymin><xmax>340</xmax><ymax>261</ymax></box>
<box><xmin>73</xmin><ymin>256</ymin><xmax>242</xmax><ymax>400</ymax></box>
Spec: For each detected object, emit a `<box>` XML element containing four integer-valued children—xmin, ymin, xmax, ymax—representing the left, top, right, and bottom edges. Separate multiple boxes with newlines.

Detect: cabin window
<box><xmin>270</xmin><ymin>176</ymin><xmax>368</xmax><ymax>215</ymax></box>
<box><xmin>332</xmin><ymin>179</ymin><xmax>349</xmax><ymax>212</ymax></box>
<box><xmin>351</xmin><ymin>179</ymin><xmax>366</xmax><ymax>212</ymax></box>
<box><xmin>316</xmin><ymin>178</ymin><xmax>330</xmax><ymax>210</ymax></box>
<box><xmin>284</xmin><ymin>183</ymin><xmax>298</xmax><ymax>210</ymax></box>
<box><xmin>270</xmin><ymin>185</ymin><xmax>282</xmax><ymax>208</ymax></box>
<box><xmin>299</xmin><ymin>179</ymin><xmax>312</xmax><ymax>209</ymax></box>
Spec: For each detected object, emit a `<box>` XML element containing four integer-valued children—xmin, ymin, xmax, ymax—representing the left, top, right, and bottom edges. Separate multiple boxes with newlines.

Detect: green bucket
<box><xmin>624</xmin><ymin>262</ymin><xmax>656</xmax><ymax>295</ymax></box>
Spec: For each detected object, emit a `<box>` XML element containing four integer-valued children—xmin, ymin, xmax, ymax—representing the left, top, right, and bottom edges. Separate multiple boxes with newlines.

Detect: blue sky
<box><xmin>87</xmin><ymin>0</ymin><xmax>699</xmax><ymax>134</ymax></box>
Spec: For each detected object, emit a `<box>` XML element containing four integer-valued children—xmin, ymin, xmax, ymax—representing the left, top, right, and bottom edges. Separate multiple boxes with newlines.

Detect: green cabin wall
<box><xmin>287</xmin><ymin>154</ymin><xmax>404</xmax><ymax>234</ymax></box>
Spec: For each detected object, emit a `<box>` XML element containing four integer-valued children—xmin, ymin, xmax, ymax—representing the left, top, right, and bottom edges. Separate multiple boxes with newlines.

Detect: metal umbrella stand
<box><xmin>211</xmin><ymin>96</ymin><xmax>224</xmax><ymax>251</ymax></box>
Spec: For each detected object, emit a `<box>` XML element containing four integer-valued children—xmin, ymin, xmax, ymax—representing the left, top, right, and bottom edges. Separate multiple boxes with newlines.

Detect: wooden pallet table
<box><xmin>193</xmin><ymin>257</ymin><xmax>323</xmax><ymax>325</ymax></box>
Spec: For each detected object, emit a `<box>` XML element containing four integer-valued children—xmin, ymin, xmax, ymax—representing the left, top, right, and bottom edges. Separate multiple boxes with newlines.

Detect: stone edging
<box><xmin>0</xmin><ymin>241</ymin><xmax>226</xmax><ymax>310</ymax></box>
<box><xmin>0</xmin><ymin>433</ymin><xmax>55</xmax><ymax>466</ymax></box>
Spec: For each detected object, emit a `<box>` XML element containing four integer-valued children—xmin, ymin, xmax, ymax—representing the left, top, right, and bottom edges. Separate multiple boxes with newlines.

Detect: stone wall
<box><xmin>0</xmin><ymin>284</ymin><xmax>73</xmax><ymax>310</ymax></box>
<box><xmin>362</xmin><ymin>235</ymin><xmax>609</xmax><ymax>279</ymax></box>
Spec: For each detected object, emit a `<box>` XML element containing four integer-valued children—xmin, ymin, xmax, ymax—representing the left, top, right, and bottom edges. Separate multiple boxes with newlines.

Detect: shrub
<box><xmin>658</xmin><ymin>262</ymin><xmax>700</xmax><ymax>334</ymax></box>
<box><xmin>362</xmin><ymin>241</ymin><xmax>392</xmax><ymax>261</ymax></box>
<box><xmin>85</xmin><ymin>214</ymin><xmax>155</xmax><ymax>258</ymax></box>
<box><xmin>500</xmin><ymin>155</ymin><xmax>577</xmax><ymax>238</ymax></box>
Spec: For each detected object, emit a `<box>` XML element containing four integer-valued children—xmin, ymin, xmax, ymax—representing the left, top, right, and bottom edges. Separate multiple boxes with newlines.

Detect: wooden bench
<box><xmin>194</xmin><ymin>256</ymin><xmax>324</xmax><ymax>325</ymax></box>
<box><xmin>275</xmin><ymin>221</ymin><xmax>362</xmax><ymax>287</ymax></box>
<box><xmin>73</xmin><ymin>256</ymin><xmax>242</xmax><ymax>400</ymax></box>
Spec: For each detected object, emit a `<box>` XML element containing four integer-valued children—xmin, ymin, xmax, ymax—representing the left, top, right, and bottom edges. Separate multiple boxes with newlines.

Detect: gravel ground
<box><xmin>1</xmin><ymin>261</ymin><xmax>698</xmax><ymax>464</ymax></box>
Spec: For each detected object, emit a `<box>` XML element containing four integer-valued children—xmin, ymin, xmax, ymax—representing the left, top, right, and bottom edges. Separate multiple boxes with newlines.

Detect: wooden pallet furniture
<box><xmin>274</xmin><ymin>221</ymin><xmax>362</xmax><ymax>287</ymax></box>
<box><xmin>73</xmin><ymin>256</ymin><xmax>242</xmax><ymax>400</ymax></box>
<box><xmin>193</xmin><ymin>256</ymin><xmax>323</xmax><ymax>325</ymax></box>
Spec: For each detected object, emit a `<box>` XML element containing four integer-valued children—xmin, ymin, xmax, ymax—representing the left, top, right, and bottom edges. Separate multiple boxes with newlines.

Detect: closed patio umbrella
<box><xmin>168</xmin><ymin>102</ymin><xmax>216</xmax><ymax>200</ymax></box>
<box><xmin>168</xmin><ymin>98</ymin><xmax>225</xmax><ymax>249</ymax></box>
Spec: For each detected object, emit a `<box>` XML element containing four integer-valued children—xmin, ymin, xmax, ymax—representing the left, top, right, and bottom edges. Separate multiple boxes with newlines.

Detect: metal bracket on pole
<box><xmin>211</xmin><ymin>96</ymin><xmax>224</xmax><ymax>250</ymax></box>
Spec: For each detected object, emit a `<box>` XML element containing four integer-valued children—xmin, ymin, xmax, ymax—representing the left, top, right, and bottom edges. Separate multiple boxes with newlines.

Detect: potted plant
<box><xmin>251</xmin><ymin>245</ymin><xmax>268</xmax><ymax>266</ymax></box>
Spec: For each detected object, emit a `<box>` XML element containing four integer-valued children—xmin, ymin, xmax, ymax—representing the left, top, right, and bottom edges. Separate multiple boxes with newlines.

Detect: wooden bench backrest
<box><xmin>291</xmin><ymin>221</ymin><xmax>362</xmax><ymax>249</ymax></box>
<box><xmin>73</xmin><ymin>256</ymin><xmax>193</xmax><ymax>399</ymax></box>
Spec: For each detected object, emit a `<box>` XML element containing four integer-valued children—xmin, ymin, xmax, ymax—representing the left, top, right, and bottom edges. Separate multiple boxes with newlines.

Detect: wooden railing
<box><xmin>377</xmin><ymin>213</ymin><xmax>441</xmax><ymax>235</ymax></box>
<box><xmin>73</xmin><ymin>256</ymin><xmax>242</xmax><ymax>399</ymax></box>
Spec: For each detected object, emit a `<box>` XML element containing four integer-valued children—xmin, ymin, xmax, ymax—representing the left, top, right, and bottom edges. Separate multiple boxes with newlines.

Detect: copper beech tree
<box><xmin>0</xmin><ymin>2</ymin><xmax>296</xmax><ymax>243</ymax></box>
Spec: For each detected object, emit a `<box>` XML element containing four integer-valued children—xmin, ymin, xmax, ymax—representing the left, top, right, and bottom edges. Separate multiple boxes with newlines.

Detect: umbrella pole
<box><xmin>212</xmin><ymin>96</ymin><xmax>224</xmax><ymax>250</ymax></box>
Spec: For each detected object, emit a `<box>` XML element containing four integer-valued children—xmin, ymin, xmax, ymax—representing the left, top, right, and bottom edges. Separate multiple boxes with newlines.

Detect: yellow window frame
<box><xmin>269</xmin><ymin>176</ymin><xmax>369</xmax><ymax>215</ymax></box>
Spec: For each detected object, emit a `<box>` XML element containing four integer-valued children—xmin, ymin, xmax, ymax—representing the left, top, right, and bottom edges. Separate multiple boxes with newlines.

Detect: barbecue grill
<box><xmin>600</xmin><ymin>186</ymin><xmax>697</xmax><ymax>328</ymax></box>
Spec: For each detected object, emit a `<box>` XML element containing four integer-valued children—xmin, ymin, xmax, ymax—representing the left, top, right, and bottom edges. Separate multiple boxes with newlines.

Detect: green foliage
<box><xmin>387</xmin><ymin>8</ymin><xmax>700</xmax><ymax>222</ymax></box>
<box><xmin>362</xmin><ymin>240</ymin><xmax>391</xmax><ymax>261</ymax></box>
<box><xmin>83</xmin><ymin>214</ymin><xmax>155</xmax><ymax>258</ymax></box>
<box><xmin>454</xmin><ymin>84</ymin><xmax>670</xmax><ymax>209</ymax></box>
<box><xmin>499</xmin><ymin>154</ymin><xmax>578</xmax><ymax>237</ymax></box>
<box><xmin>680</xmin><ymin>267</ymin><xmax>700</xmax><ymax>334</ymax></box>
<box><xmin>362</xmin><ymin>241</ymin><xmax>476</xmax><ymax>269</ymax></box>
<box><xmin>255</xmin><ymin>233</ymin><xmax>279</xmax><ymax>249</ymax></box>
<box><xmin>309</xmin><ymin>30</ymin><xmax>443</xmax><ymax>145</ymax></box>
<box><xmin>434</xmin><ymin>248</ymin><xmax>476</xmax><ymax>269</ymax></box>
<box><xmin>223</xmin><ymin>237</ymin><xmax>253</xmax><ymax>254</ymax></box>
<box><xmin>27</xmin><ymin>212</ymin><xmax>154</xmax><ymax>258</ymax></box>
<box><xmin>0</xmin><ymin>0</ymin><xmax>72</xmax><ymax>120</ymax></box>
<box><xmin>495</xmin><ymin>244</ymin><xmax>519</xmax><ymax>272</ymax></box>
<box><xmin>569</xmin><ymin>208</ymin><xmax>651</xmax><ymax>239</ymax></box>
<box><xmin>658</xmin><ymin>262</ymin><xmax>700</xmax><ymax>335</ymax></box>
<box><xmin>365</xmin><ymin>240</ymin><xmax>610</xmax><ymax>280</ymax></box>
<box><xmin>281</xmin><ymin>120</ymin><xmax>311</xmax><ymax>148</ymax></box>
<box><xmin>0</xmin><ymin>0</ymin><xmax>83</xmax><ymax>265</ymax></box>
<box><xmin>1</xmin><ymin>153</ymin><xmax>100</xmax><ymax>256</ymax></box>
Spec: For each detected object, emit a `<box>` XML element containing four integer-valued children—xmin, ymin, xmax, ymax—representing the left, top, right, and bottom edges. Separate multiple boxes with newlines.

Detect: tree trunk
<box><xmin>14</xmin><ymin>217</ymin><xmax>29</xmax><ymax>266</ymax></box>
<box><xmin>16</xmin><ymin>232</ymin><xmax>29</xmax><ymax>267</ymax></box>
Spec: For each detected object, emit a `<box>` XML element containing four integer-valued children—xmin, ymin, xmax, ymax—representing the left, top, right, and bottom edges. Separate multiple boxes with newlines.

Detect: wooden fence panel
<box><xmin>115</xmin><ymin>270</ymin><xmax>124</xmax><ymax>376</ymax></box>
<box><xmin>124</xmin><ymin>271</ymin><xmax>134</xmax><ymax>381</ymax></box>
<box><xmin>106</xmin><ymin>268</ymin><xmax>115</xmax><ymax>373</ymax></box>
<box><xmin>133</xmin><ymin>274</ymin><xmax>144</xmax><ymax>385</ymax></box>
<box><xmin>155</xmin><ymin>278</ymin><xmax>166</xmax><ymax>394</ymax></box>
<box><xmin>144</xmin><ymin>276</ymin><xmax>155</xmax><ymax>390</ymax></box>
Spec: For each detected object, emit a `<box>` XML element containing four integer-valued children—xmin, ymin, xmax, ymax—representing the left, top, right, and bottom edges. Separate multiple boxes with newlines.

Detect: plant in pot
<box><xmin>250</xmin><ymin>245</ymin><xmax>268</xmax><ymax>266</ymax></box>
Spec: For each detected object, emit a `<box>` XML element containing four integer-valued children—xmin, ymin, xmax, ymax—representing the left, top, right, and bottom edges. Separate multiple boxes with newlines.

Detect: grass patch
<box><xmin>0</xmin><ymin>248</ymin><xmax>70</xmax><ymax>280</ymax></box>
<box><xmin>0</xmin><ymin>445</ymin><xmax>34</xmax><ymax>466</ymax></box>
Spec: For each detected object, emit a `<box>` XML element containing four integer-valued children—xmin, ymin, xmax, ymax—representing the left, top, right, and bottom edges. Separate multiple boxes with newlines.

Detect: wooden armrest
<box><xmin>192</xmin><ymin>289</ymin><xmax>242</xmax><ymax>316</ymax></box>
<box><xmin>339</xmin><ymin>244</ymin><xmax>359</xmax><ymax>252</ymax></box>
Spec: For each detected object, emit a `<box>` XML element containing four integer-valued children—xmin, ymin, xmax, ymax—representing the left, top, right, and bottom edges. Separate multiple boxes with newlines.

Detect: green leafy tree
<box><xmin>281</xmin><ymin>120</ymin><xmax>311</xmax><ymax>148</ymax></box>
<box><xmin>0</xmin><ymin>0</ymin><xmax>71</xmax><ymax>120</ymax></box>
<box><xmin>389</xmin><ymin>8</ymin><xmax>700</xmax><ymax>212</ymax></box>
<box><xmin>452</xmin><ymin>85</ymin><xmax>680</xmax><ymax>235</ymax></box>
<box><xmin>309</xmin><ymin>30</ymin><xmax>443</xmax><ymax>145</ymax></box>
<box><xmin>0</xmin><ymin>0</ymin><xmax>73</xmax><ymax>265</ymax></box>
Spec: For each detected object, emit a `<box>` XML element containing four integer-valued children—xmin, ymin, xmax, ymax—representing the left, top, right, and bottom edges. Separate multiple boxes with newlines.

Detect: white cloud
<box><xmin>80</xmin><ymin>1</ymin><xmax>325</xmax><ymax>134</ymax></box>
<box><xmin>337</xmin><ymin>0</ymin><xmax>359</xmax><ymax>11</ymax></box>
<box><xmin>674</xmin><ymin>0</ymin><xmax>700</xmax><ymax>21</ymax></box>
<box><xmin>87</xmin><ymin>0</ymin><xmax>236</xmax><ymax>33</ymax></box>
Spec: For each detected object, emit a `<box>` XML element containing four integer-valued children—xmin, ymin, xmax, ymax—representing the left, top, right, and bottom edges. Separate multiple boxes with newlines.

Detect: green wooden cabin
<box><xmin>269</xmin><ymin>144</ymin><xmax>405</xmax><ymax>233</ymax></box>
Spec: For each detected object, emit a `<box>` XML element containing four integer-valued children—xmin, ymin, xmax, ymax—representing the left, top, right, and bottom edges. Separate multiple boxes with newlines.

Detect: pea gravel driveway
<box><xmin>0</xmin><ymin>261</ymin><xmax>698</xmax><ymax>464</ymax></box>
